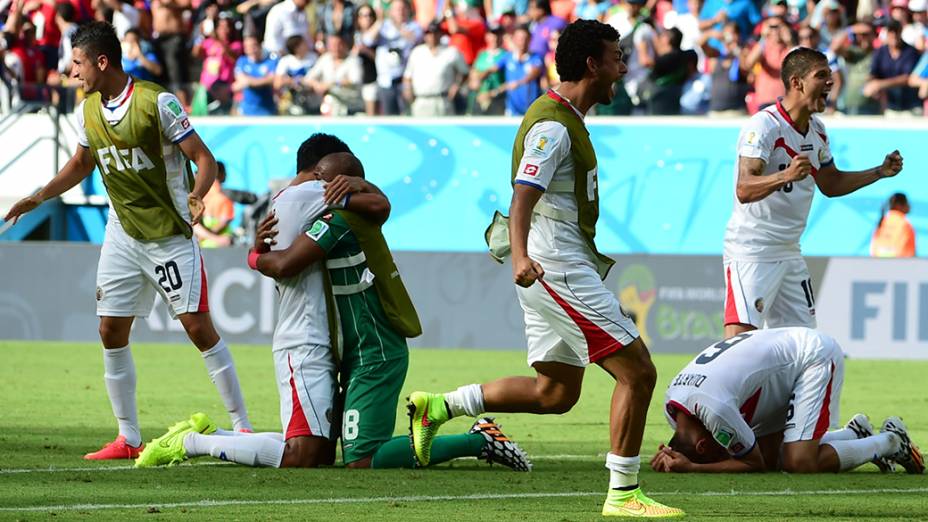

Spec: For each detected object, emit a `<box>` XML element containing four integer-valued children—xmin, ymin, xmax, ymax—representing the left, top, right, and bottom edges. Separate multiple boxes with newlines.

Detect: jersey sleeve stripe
<box><xmin>172</xmin><ymin>128</ymin><xmax>195</xmax><ymax>144</ymax></box>
<box><xmin>514</xmin><ymin>179</ymin><xmax>546</xmax><ymax>192</ymax></box>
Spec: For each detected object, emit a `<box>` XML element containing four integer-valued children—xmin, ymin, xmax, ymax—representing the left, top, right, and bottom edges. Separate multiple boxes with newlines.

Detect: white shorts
<box><xmin>723</xmin><ymin>258</ymin><xmax>816</xmax><ymax>329</ymax></box>
<box><xmin>96</xmin><ymin>221</ymin><xmax>208</xmax><ymax>318</ymax></box>
<box><xmin>783</xmin><ymin>339</ymin><xmax>845</xmax><ymax>443</ymax></box>
<box><xmin>273</xmin><ymin>344</ymin><xmax>337</xmax><ymax>441</ymax></box>
<box><xmin>517</xmin><ymin>266</ymin><xmax>639</xmax><ymax>368</ymax></box>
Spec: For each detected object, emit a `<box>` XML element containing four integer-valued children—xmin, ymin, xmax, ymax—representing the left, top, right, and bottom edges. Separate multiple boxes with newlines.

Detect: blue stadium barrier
<box><xmin>69</xmin><ymin>117</ymin><xmax>928</xmax><ymax>256</ymax></box>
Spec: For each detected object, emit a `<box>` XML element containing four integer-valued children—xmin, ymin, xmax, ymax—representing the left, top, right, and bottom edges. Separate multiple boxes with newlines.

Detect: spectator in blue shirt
<box><xmin>497</xmin><ymin>25</ymin><xmax>544</xmax><ymax>115</ymax></box>
<box><xmin>120</xmin><ymin>29</ymin><xmax>161</xmax><ymax>82</ymax></box>
<box><xmin>699</xmin><ymin>0</ymin><xmax>761</xmax><ymax>43</ymax></box>
<box><xmin>233</xmin><ymin>35</ymin><xmax>278</xmax><ymax>116</ymax></box>
<box><xmin>865</xmin><ymin>20</ymin><xmax>921</xmax><ymax>114</ymax></box>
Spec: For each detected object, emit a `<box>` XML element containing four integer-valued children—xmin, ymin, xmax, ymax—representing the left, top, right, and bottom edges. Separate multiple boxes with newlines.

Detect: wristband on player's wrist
<box><xmin>343</xmin><ymin>192</ymin><xmax>351</xmax><ymax>209</ymax></box>
<box><xmin>247</xmin><ymin>248</ymin><xmax>260</xmax><ymax>270</ymax></box>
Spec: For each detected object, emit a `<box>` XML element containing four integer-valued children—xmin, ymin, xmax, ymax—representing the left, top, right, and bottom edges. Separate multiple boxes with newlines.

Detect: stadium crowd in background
<box><xmin>2</xmin><ymin>0</ymin><xmax>928</xmax><ymax>117</ymax></box>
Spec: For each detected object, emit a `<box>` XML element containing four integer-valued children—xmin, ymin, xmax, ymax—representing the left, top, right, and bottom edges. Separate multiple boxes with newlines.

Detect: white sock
<box><xmin>443</xmin><ymin>384</ymin><xmax>485</xmax><ymax>418</ymax></box>
<box><xmin>183</xmin><ymin>432</ymin><xmax>284</xmax><ymax>467</ymax></box>
<box><xmin>214</xmin><ymin>428</ymin><xmax>284</xmax><ymax>442</ymax></box>
<box><xmin>825</xmin><ymin>433</ymin><xmax>900</xmax><ymax>471</ymax></box>
<box><xmin>102</xmin><ymin>345</ymin><xmax>141</xmax><ymax>447</ymax></box>
<box><xmin>201</xmin><ymin>339</ymin><xmax>252</xmax><ymax>431</ymax></box>
<box><xmin>606</xmin><ymin>453</ymin><xmax>640</xmax><ymax>489</ymax></box>
<box><xmin>820</xmin><ymin>427</ymin><xmax>859</xmax><ymax>444</ymax></box>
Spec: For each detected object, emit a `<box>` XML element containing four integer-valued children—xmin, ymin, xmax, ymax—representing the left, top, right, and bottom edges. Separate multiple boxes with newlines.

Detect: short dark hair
<box><xmin>72</xmin><ymin>21</ymin><xmax>122</xmax><ymax>66</ymax></box>
<box><xmin>780</xmin><ymin>46</ymin><xmax>828</xmax><ymax>90</ymax></box>
<box><xmin>296</xmin><ymin>133</ymin><xmax>352</xmax><ymax>173</ymax></box>
<box><xmin>668</xmin><ymin>433</ymin><xmax>717</xmax><ymax>465</ymax></box>
<box><xmin>531</xmin><ymin>0</ymin><xmax>552</xmax><ymax>15</ymax></box>
<box><xmin>56</xmin><ymin>1</ymin><xmax>76</xmax><ymax>23</ymax></box>
<box><xmin>665</xmin><ymin>27</ymin><xmax>683</xmax><ymax>49</ymax></box>
<box><xmin>555</xmin><ymin>19</ymin><xmax>620</xmax><ymax>82</ymax></box>
<box><xmin>285</xmin><ymin>34</ymin><xmax>304</xmax><ymax>55</ymax></box>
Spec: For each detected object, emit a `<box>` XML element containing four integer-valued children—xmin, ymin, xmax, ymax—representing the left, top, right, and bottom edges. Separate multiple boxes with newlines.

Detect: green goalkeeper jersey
<box><xmin>306</xmin><ymin>211</ymin><xmax>408</xmax><ymax>370</ymax></box>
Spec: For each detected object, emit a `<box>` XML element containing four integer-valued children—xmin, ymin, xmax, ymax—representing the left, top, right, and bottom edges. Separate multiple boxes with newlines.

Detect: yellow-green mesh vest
<box><xmin>336</xmin><ymin>211</ymin><xmax>422</xmax><ymax>338</ymax></box>
<box><xmin>83</xmin><ymin>80</ymin><xmax>193</xmax><ymax>240</ymax></box>
<box><xmin>510</xmin><ymin>92</ymin><xmax>615</xmax><ymax>279</ymax></box>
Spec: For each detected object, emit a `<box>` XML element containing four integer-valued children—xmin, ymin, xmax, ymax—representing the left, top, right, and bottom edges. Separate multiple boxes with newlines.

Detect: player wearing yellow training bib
<box><xmin>4</xmin><ymin>21</ymin><xmax>252</xmax><ymax>460</ymax></box>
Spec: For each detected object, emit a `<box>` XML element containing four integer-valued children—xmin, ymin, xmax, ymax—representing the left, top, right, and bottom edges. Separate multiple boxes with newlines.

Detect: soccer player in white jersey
<box><xmin>723</xmin><ymin>47</ymin><xmax>904</xmax><ymax>339</ymax></box>
<box><xmin>651</xmin><ymin>327</ymin><xmax>924</xmax><ymax>474</ymax></box>
<box><xmin>3</xmin><ymin>22</ymin><xmax>252</xmax><ymax>459</ymax></box>
<box><xmin>136</xmin><ymin>138</ymin><xmax>391</xmax><ymax>469</ymax></box>
<box><xmin>408</xmin><ymin>20</ymin><xmax>683</xmax><ymax>518</ymax></box>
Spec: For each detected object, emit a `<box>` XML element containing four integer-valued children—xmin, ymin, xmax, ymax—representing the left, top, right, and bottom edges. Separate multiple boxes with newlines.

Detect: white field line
<box><xmin>0</xmin><ymin>461</ymin><xmax>233</xmax><ymax>474</ymax></box>
<box><xmin>2</xmin><ymin>487</ymin><xmax>928</xmax><ymax>513</ymax></box>
<box><xmin>0</xmin><ymin>455</ymin><xmax>600</xmax><ymax>475</ymax></box>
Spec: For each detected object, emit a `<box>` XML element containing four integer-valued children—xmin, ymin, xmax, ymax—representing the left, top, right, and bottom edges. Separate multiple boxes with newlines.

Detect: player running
<box><xmin>723</xmin><ymin>47</ymin><xmax>904</xmax><ymax>339</ymax></box>
<box><xmin>408</xmin><ymin>19</ymin><xmax>683</xmax><ymax>517</ymax></box>
<box><xmin>3</xmin><ymin>21</ymin><xmax>253</xmax><ymax>459</ymax></box>
<box><xmin>652</xmin><ymin>327</ymin><xmax>924</xmax><ymax>474</ymax></box>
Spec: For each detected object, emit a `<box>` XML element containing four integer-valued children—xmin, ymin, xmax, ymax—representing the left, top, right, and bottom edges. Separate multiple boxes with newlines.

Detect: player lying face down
<box><xmin>650</xmin><ymin>328</ymin><xmax>923</xmax><ymax>474</ymax></box>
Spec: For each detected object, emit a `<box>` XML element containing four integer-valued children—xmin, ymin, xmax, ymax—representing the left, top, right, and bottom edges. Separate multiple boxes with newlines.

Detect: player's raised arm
<box><xmin>3</xmin><ymin>145</ymin><xmax>96</xmax><ymax>224</ymax></box>
<box><xmin>814</xmin><ymin>150</ymin><xmax>903</xmax><ymax>198</ymax></box>
<box><xmin>735</xmin><ymin>155</ymin><xmax>811</xmax><ymax>204</ymax></box>
<box><xmin>178</xmin><ymin>132</ymin><xmax>218</xmax><ymax>225</ymax></box>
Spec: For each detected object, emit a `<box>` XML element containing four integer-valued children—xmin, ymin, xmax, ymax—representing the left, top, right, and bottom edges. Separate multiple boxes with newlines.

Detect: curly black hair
<box><xmin>780</xmin><ymin>47</ymin><xmax>828</xmax><ymax>91</ymax></box>
<box><xmin>296</xmin><ymin>133</ymin><xmax>353</xmax><ymax>173</ymax></box>
<box><xmin>71</xmin><ymin>21</ymin><xmax>122</xmax><ymax>66</ymax></box>
<box><xmin>555</xmin><ymin>19</ymin><xmax>620</xmax><ymax>83</ymax></box>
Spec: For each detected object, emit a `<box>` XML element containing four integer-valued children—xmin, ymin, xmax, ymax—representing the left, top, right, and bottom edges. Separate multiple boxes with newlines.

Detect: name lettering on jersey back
<box><xmin>96</xmin><ymin>145</ymin><xmax>155</xmax><ymax>175</ymax></box>
<box><xmin>671</xmin><ymin>373</ymin><xmax>707</xmax><ymax>388</ymax></box>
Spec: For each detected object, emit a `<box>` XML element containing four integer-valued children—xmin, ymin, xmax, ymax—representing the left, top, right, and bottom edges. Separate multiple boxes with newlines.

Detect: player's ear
<box><xmin>694</xmin><ymin>437</ymin><xmax>710</xmax><ymax>455</ymax></box>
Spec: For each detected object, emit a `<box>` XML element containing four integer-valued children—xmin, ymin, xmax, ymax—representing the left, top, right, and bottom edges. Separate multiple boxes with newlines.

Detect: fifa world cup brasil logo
<box><xmin>618</xmin><ymin>264</ymin><xmax>657</xmax><ymax>346</ymax></box>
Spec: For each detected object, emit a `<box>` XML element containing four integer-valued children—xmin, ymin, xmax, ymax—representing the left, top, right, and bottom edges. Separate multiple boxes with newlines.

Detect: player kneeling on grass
<box><xmin>651</xmin><ymin>327</ymin><xmax>924</xmax><ymax>474</ymax></box>
<box><xmin>136</xmin><ymin>136</ymin><xmax>530</xmax><ymax>470</ymax></box>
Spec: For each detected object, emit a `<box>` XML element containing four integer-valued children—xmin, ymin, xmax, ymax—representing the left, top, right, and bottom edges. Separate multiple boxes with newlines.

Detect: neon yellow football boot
<box><xmin>602</xmin><ymin>488</ymin><xmax>685</xmax><ymax>518</ymax></box>
<box><xmin>134</xmin><ymin>413</ymin><xmax>216</xmax><ymax>468</ymax></box>
<box><xmin>406</xmin><ymin>391</ymin><xmax>450</xmax><ymax>467</ymax></box>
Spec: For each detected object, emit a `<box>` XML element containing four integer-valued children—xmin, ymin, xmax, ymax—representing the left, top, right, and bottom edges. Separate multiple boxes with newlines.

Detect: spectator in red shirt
<box><xmin>743</xmin><ymin>15</ymin><xmax>793</xmax><ymax>112</ymax></box>
<box><xmin>27</xmin><ymin>0</ymin><xmax>62</xmax><ymax>70</ymax></box>
<box><xmin>441</xmin><ymin>0</ymin><xmax>487</xmax><ymax>66</ymax></box>
<box><xmin>9</xmin><ymin>20</ymin><xmax>48</xmax><ymax>100</ymax></box>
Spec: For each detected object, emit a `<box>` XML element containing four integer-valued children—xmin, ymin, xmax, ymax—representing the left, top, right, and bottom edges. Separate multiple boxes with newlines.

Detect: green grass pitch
<box><xmin>0</xmin><ymin>341</ymin><xmax>926</xmax><ymax>520</ymax></box>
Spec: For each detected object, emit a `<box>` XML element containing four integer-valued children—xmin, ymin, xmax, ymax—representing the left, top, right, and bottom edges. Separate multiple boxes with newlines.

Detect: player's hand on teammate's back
<box><xmin>3</xmin><ymin>195</ymin><xmax>42</xmax><ymax>224</ymax></box>
<box><xmin>784</xmin><ymin>155</ymin><xmax>812</xmax><ymax>182</ymax></box>
<box><xmin>188</xmin><ymin>194</ymin><xmax>205</xmax><ymax>225</ymax></box>
<box><xmin>324</xmin><ymin>175</ymin><xmax>365</xmax><ymax>206</ymax></box>
<box><xmin>254</xmin><ymin>212</ymin><xmax>278</xmax><ymax>254</ymax></box>
<box><xmin>879</xmin><ymin>150</ymin><xmax>903</xmax><ymax>178</ymax></box>
<box><xmin>650</xmin><ymin>444</ymin><xmax>692</xmax><ymax>473</ymax></box>
<box><xmin>512</xmin><ymin>256</ymin><xmax>545</xmax><ymax>288</ymax></box>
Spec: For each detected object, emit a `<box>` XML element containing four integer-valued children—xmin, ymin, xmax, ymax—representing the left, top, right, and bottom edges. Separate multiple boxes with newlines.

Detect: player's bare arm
<box><xmin>735</xmin><ymin>155</ymin><xmax>811</xmax><ymax>204</ymax></box>
<box><xmin>3</xmin><ymin>145</ymin><xmax>96</xmax><ymax>224</ymax></box>
<box><xmin>178</xmin><ymin>132</ymin><xmax>218</xmax><ymax>225</ymax></box>
<box><xmin>324</xmin><ymin>179</ymin><xmax>391</xmax><ymax>224</ymax></box>
<box><xmin>255</xmin><ymin>233</ymin><xmax>326</xmax><ymax>279</ymax></box>
<box><xmin>509</xmin><ymin>183</ymin><xmax>545</xmax><ymax>288</ymax></box>
<box><xmin>651</xmin><ymin>443</ymin><xmax>766</xmax><ymax>473</ymax></box>
<box><xmin>814</xmin><ymin>150</ymin><xmax>903</xmax><ymax>198</ymax></box>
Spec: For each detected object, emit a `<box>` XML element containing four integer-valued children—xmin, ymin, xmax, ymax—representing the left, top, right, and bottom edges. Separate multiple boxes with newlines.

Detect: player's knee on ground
<box><xmin>345</xmin><ymin>456</ymin><xmax>373</xmax><ymax>469</ymax></box>
<box><xmin>781</xmin><ymin>451</ymin><xmax>821</xmax><ymax>473</ymax></box>
<box><xmin>279</xmin><ymin>436</ymin><xmax>335</xmax><ymax>468</ymax></box>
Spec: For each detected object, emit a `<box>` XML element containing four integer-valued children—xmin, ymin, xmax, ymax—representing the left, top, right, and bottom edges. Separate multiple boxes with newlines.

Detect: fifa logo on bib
<box><xmin>96</xmin><ymin>145</ymin><xmax>155</xmax><ymax>174</ymax></box>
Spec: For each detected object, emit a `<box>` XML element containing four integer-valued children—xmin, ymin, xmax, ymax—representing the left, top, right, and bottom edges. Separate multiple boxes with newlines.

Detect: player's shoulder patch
<box><xmin>715</xmin><ymin>427</ymin><xmax>734</xmax><ymax>447</ymax></box>
<box><xmin>306</xmin><ymin>219</ymin><xmax>330</xmax><ymax>241</ymax></box>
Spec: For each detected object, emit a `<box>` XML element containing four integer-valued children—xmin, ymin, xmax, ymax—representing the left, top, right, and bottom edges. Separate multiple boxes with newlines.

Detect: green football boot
<box><xmin>134</xmin><ymin>413</ymin><xmax>216</xmax><ymax>468</ymax></box>
<box><xmin>602</xmin><ymin>488</ymin><xmax>685</xmax><ymax>518</ymax></box>
<box><xmin>406</xmin><ymin>392</ymin><xmax>450</xmax><ymax>467</ymax></box>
